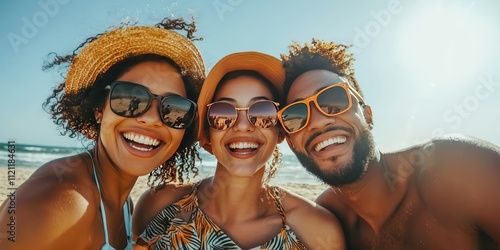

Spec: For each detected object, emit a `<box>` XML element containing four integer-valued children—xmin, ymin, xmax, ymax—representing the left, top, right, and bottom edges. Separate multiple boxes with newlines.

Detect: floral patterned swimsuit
<box><xmin>139</xmin><ymin>182</ymin><xmax>307</xmax><ymax>250</ymax></box>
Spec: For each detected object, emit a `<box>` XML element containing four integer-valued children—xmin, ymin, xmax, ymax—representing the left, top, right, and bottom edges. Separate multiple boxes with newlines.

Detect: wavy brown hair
<box><xmin>280</xmin><ymin>39</ymin><xmax>362</xmax><ymax>104</ymax></box>
<box><xmin>42</xmin><ymin>17</ymin><xmax>203</xmax><ymax>188</ymax></box>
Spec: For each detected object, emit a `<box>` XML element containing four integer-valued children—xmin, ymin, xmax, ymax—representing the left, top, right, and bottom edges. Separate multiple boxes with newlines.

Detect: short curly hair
<box><xmin>280</xmin><ymin>39</ymin><xmax>362</xmax><ymax>103</ymax></box>
<box><xmin>42</xmin><ymin>17</ymin><xmax>203</xmax><ymax>188</ymax></box>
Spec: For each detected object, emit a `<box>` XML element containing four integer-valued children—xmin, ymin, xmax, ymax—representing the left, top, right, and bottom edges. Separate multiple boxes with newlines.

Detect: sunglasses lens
<box><xmin>109</xmin><ymin>82</ymin><xmax>150</xmax><ymax>117</ymax></box>
<box><xmin>280</xmin><ymin>103</ymin><xmax>308</xmax><ymax>133</ymax></box>
<box><xmin>109</xmin><ymin>82</ymin><xmax>195</xmax><ymax>129</ymax></box>
<box><xmin>317</xmin><ymin>86</ymin><xmax>349</xmax><ymax>115</ymax></box>
<box><xmin>207</xmin><ymin>102</ymin><xmax>237</xmax><ymax>130</ymax></box>
<box><xmin>248</xmin><ymin>101</ymin><xmax>277</xmax><ymax>128</ymax></box>
<box><xmin>161</xmin><ymin>96</ymin><xmax>195</xmax><ymax>129</ymax></box>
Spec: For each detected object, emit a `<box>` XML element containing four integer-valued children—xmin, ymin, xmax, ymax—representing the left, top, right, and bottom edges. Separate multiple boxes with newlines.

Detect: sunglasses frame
<box><xmin>278</xmin><ymin>82</ymin><xmax>365</xmax><ymax>134</ymax></box>
<box><xmin>206</xmin><ymin>100</ymin><xmax>280</xmax><ymax>131</ymax></box>
<box><xmin>105</xmin><ymin>81</ymin><xmax>197</xmax><ymax>129</ymax></box>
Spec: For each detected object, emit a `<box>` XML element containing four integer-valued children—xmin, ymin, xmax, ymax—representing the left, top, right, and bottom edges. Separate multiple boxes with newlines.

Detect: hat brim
<box><xmin>197</xmin><ymin>51</ymin><xmax>285</xmax><ymax>154</ymax></box>
<box><xmin>65</xmin><ymin>26</ymin><xmax>205</xmax><ymax>94</ymax></box>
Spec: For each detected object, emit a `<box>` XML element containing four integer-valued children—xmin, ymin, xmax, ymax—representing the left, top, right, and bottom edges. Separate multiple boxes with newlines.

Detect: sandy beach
<box><xmin>0</xmin><ymin>167</ymin><xmax>328</xmax><ymax>205</ymax></box>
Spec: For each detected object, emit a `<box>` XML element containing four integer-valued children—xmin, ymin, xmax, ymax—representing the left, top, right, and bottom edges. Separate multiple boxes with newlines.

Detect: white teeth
<box><xmin>122</xmin><ymin>132</ymin><xmax>160</xmax><ymax>147</ymax></box>
<box><xmin>130</xmin><ymin>144</ymin><xmax>153</xmax><ymax>152</ymax></box>
<box><xmin>228</xmin><ymin>142</ymin><xmax>259</xmax><ymax>149</ymax></box>
<box><xmin>314</xmin><ymin>136</ymin><xmax>347</xmax><ymax>152</ymax></box>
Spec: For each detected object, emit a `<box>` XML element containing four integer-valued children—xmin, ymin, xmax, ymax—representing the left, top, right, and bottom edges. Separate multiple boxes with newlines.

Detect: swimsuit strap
<box><xmin>269</xmin><ymin>186</ymin><xmax>287</xmax><ymax>229</ymax></box>
<box><xmin>123</xmin><ymin>196</ymin><xmax>133</xmax><ymax>247</ymax></box>
<box><xmin>88</xmin><ymin>151</ymin><xmax>129</xmax><ymax>250</ymax></box>
<box><xmin>87</xmin><ymin>151</ymin><xmax>112</xmax><ymax>249</ymax></box>
<box><xmin>182</xmin><ymin>180</ymin><xmax>202</xmax><ymax>211</ymax></box>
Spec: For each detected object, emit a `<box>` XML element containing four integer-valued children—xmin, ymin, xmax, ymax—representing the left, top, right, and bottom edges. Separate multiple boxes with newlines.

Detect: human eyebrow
<box><xmin>289</xmin><ymin>87</ymin><xmax>324</xmax><ymax>103</ymax></box>
<box><xmin>215</xmin><ymin>96</ymin><xmax>271</xmax><ymax>103</ymax></box>
<box><xmin>250</xmin><ymin>96</ymin><xmax>272</xmax><ymax>102</ymax></box>
<box><xmin>214</xmin><ymin>97</ymin><xmax>236</xmax><ymax>103</ymax></box>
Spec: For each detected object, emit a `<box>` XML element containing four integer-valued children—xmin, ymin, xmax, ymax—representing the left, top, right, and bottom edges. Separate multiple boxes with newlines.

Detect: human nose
<box><xmin>136</xmin><ymin>99</ymin><xmax>163</xmax><ymax>127</ymax></box>
<box><xmin>231</xmin><ymin>109</ymin><xmax>253</xmax><ymax>132</ymax></box>
<box><xmin>306</xmin><ymin>101</ymin><xmax>335</xmax><ymax>132</ymax></box>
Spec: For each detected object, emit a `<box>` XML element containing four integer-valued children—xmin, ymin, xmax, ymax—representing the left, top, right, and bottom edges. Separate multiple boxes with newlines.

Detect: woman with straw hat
<box><xmin>133</xmin><ymin>52</ymin><xmax>345</xmax><ymax>249</ymax></box>
<box><xmin>0</xmin><ymin>17</ymin><xmax>205</xmax><ymax>250</ymax></box>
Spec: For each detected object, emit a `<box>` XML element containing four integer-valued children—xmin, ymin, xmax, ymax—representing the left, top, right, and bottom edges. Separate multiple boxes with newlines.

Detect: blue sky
<box><xmin>1</xmin><ymin>0</ymin><xmax>499</xmax><ymax>155</ymax></box>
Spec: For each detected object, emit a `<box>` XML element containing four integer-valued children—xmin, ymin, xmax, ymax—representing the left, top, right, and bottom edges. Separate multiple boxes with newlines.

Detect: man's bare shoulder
<box><xmin>416</xmin><ymin>135</ymin><xmax>500</xmax><ymax>217</ymax></box>
<box><xmin>315</xmin><ymin>187</ymin><xmax>352</xmax><ymax>216</ymax></box>
<box><xmin>427</xmin><ymin>134</ymin><xmax>499</xmax><ymax>157</ymax></box>
<box><xmin>418</xmin><ymin>135</ymin><xmax>499</xmax><ymax>176</ymax></box>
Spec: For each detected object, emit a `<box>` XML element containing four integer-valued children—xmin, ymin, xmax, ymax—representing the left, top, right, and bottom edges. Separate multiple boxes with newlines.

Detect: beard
<box><xmin>293</xmin><ymin>126</ymin><xmax>376</xmax><ymax>187</ymax></box>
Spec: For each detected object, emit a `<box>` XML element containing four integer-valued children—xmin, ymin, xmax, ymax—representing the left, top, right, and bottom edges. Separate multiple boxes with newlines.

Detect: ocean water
<box><xmin>0</xmin><ymin>142</ymin><xmax>323</xmax><ymax>184</ymax></box>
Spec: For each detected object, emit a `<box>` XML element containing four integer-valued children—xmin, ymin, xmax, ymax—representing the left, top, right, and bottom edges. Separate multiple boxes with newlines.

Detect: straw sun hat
<box><xmin>64</xmin><ymin>25</ymin><xmax>205</xmax><ymax>94</ymax></box>
<box><xmin>197</xmin><ymin>51</ymin><xmax>285</xmax><ymax>154</ymax></box>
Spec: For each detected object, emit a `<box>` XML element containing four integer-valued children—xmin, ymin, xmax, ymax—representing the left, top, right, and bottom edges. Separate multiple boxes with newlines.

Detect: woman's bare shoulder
<box><xmin>273</xmin><ymin>185</ymin><xmax>345</xmax><ymax>249</ymax></box>
<box><xmin>0</xmin><ymin>154</ymin><xmax>98</xmax><ymax>248</ymax></box>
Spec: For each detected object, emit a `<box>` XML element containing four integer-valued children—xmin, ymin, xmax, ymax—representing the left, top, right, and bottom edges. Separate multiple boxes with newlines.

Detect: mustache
<box><xmin>305</xmin><ymin>126</ymin><xmax>354</xmax><ymax>150</ymax></box>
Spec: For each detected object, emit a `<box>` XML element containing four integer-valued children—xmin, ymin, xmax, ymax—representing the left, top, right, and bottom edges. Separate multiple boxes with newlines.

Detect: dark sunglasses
<box><xmin>207</xmin><ymin>100</ymin><xmax>279</xmax><ymax>131</ymax></box>
<box><xmin>106</xmin><ymin>81</ymin><xmax>196</xmax><ymax>129</ymax></box>
<box><xmin>278</xmin><ymin>82</ymin><xmax>365</xmax><ymax>134</ymax></box>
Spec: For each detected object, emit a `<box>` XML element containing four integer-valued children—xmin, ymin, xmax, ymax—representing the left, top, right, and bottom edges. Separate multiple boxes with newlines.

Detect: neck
<box><xmin>91</xmin><ymin>140</ymin><xmax>137</xmax><ymax>208</ymax></box>
<box><xmin>332</xmin><ymin>151</ymin><xmax>408</xmax><ymax>232</ymax></box>
<box><xmin>198</xmin><ymin>164</ymin><xmax>268</xmax><ymax>224</ymax></box>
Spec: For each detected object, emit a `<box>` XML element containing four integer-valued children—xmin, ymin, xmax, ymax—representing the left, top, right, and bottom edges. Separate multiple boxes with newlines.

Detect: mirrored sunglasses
<box><xmin>106</xmin><ymin>81</ymin><xmax>196</xmax><ymax>129</ymax></box>
<box><xmin>207</xmin><ymin>100</ymin><xmax>279</xmax><ymax>131</ymax></box>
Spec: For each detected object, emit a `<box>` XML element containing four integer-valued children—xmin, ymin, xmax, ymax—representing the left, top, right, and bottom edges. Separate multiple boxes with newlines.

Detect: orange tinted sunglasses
<box><xmin>278</xmin><ymin>82</ymin><xmax>365</xmax><ymax>134</ymax></box>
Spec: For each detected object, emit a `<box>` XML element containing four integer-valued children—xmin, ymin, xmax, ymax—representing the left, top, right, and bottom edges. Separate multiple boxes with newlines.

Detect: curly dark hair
<box><xmin>42</xmin><ymin>17</ymin><xmax>203</xmax><ymax>188</ymax></box>
<box><xmin>280</xmin><ymin>39</ymin><xmax>362</xmax><ymax>103</ymax></box>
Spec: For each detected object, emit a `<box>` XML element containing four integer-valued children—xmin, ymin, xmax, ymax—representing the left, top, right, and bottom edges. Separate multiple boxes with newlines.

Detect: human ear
<box><xmin>201</xmin><ymin>129</ymin><xmax>213</xmax><ymax>154</ymax></box>
<box><xmin>285</xmin><ymin>136</ymin><xmax>295</xmax><ymax>151</ymax></box>
<box><xmin>363</xmin><ymin>105</ymin><xmax>374</xmax><ymax>129</ymax></box>
<box><xmin>94</xmin><ymin>109</ymin><xmax>103</xmax><ymax>124</ymax></box>
<box><xmin>278</xmin><ymin>128</ymin><xmax>285</xmax><ymax>144</ymax></box>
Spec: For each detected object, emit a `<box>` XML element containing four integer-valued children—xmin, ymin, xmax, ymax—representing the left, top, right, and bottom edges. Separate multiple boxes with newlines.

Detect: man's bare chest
<box><xmin>345</xmin><ymin>203</ymin><xmax>481</xmax><ymax>250</ymax></box>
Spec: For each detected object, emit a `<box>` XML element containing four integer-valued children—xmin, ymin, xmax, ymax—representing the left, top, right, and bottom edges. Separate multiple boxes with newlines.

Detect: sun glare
<box><xmin>396</xmin><ymin>5</ymin><xmax>494</xmax><ymax>85</ymax></box>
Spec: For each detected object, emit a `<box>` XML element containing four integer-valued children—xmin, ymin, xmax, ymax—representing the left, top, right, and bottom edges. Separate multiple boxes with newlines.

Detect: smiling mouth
<box><xmin>122</xmin><ymin>132</ymin><xmax>160</xmax><ymax>152</ymax></box>
<box><xmin>228</xmin><ymin>142</ymin><xmax>259</xmax><ymax>154</ymax></box>
<box><xmin>314</xmin><ymin>136</ymin><xmax>347</xmax><ymax>152</ymax></box>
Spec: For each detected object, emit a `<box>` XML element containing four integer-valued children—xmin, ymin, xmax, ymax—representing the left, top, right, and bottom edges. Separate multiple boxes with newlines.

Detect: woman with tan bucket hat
<box><xmin>0</xmin><ymin>17</ymin><xmax>205</xmax><ymax>250</ymax></box>
<box><xmin>132</xmin><ymin>52</ymin><xmax>345</xmax><ymax>249</ymax></box>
